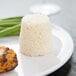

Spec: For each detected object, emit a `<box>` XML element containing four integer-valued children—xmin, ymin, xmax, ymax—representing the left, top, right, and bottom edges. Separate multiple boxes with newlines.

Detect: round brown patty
<box><xmin>0</xmin><ymin>46</ymin><xmax>18</xmax><ymax>73</ymax></box>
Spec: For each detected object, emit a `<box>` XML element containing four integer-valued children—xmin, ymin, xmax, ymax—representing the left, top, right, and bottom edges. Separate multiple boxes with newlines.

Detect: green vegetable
<box><xmin>0</xmin><ymin>24</ymin><xmax>20</xmax><ymax>37</ymax></box>
<box><xmin>8</xmin><ymin>30</ymin><xmax>20</xmax><ymax>36</ymax></box>
<box><xmin>0</xmin><ymin>16</ymin><xmax>23</xmax><ymax>37</ymax></box>
<box><xmin>1</xmin><ymin>16</ymin><xmax>23</xmax><ymax>21</ymax></box>
<box><xmin>0</xmin><ymin>21</ymin><xmax>20</xmax><ymax>27</ymax></box>
<box><xmin>0</xmin><ymin>27</ymin><xmax>4</xmax><ymax>30</ymax></box>
<box><xmin>0</xmin><ymin>27</ymin><xmax>7</xmax><ymax>30</ymax></box>
<box><xmin>0</xmin><ymin>19</ymin><xmax>21</xmax><ymax>23</ymax></box>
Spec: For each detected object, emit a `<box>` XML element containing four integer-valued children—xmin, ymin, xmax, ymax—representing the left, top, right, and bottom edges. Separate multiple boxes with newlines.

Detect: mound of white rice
<box><xmin>19</xmin><ymin>14</ymin><xmax>52</xmax><ymax>56</ymax></box>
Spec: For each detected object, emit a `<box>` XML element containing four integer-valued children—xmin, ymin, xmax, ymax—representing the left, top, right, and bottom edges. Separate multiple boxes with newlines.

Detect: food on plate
<box><xmin>20</xmin><ymin>14</ymin><xmax>52</xmax><ymax>56</ymax></box>
<box><xmin>0</xmin><ymin>46</ymin><xmax>18</xmax><ymax>73</ymax></box>
<box><xmin>0</xmin><ymin>16</ymin><xmax>22</xmax><ymax>37</ymax></box>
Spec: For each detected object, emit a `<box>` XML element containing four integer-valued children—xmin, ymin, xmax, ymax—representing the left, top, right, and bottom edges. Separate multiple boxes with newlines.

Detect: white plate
<box><xmin>0</xmin><ymin>24</ymin><xmax>74</xmax><ymax>76</ymax></box>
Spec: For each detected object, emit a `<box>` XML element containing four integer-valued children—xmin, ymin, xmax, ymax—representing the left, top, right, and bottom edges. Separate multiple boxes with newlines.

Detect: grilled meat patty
<box><xmin>0</xmin><ymin>46</ymin><xmax>18</xmax><ymax>73</ymax></box>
